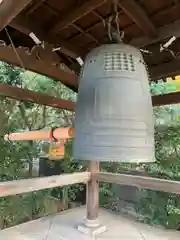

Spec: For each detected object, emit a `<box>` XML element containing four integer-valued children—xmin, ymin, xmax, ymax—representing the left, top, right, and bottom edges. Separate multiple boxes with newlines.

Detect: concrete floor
<box><xmin>0</xmin><ymin>207</ymin><xmax>180</xmax><ymax>239</ymax></box>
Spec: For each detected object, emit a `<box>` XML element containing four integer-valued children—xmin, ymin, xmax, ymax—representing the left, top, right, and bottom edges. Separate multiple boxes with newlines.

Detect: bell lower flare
<box><xmin>73</xmin><ymin>145</ymin><xmax>155</xmax><ymax>162</ymax></box>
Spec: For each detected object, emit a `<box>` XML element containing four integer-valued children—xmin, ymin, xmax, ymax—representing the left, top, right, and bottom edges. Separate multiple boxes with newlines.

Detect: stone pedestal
<box><xmin>78</xmin><ymin>218</ymin><xmax>107</xmax><ymax>236</ymax></box>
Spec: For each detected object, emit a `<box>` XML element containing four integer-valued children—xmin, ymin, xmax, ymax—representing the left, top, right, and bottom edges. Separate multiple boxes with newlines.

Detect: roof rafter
<box><xmin>130</xmin><ymin>19</ymin><xmax>180</xmax><ymax>47</ymax></box>
<box><xmin>118</xmin><ymin>0</ymin><xmax>157</xmax><ymax>37</ymax></box>
<box><xmin>43</xmin><ymin>4</ymin><xmax>100</xmax><ymax>45</ymax></box>
<box><xmin>26</xmin><ymin>0</ymin><xmax>47</xmax><ymax>15</ymax></box>
<box><xmin>0</xmin><ymin>83</ymin><xmax>76</xmax><ymax>111</ymax></box>
<box><xmin>71</xmin><ymin>23</ymin><xmax>100</xmax><ymax>45</ymax></box>
<box><xmin>0</xmin><ymin>0</ymin><xmax>33</xmax><ymax>31</ymax></box>
<box><xmin>50</xmin><ymin>0</ymin><xmax>107</xmax><ymax>34</ymax></box>
<box><xmin>10</xmin><ymin>15</ymin><xmax>85</xmax><ymax>59</ymax></box>
<box><xmin>0</xmin><ymin>45</ymin><xmax>78</xmax><ymax>90</ymax></box>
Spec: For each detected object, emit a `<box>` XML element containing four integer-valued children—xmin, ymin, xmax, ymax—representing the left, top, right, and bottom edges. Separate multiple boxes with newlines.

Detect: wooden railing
<box><xmin>97</xmin><ymin>172</ymin><xmax>180</xmax><ymax>194</ymax></box>
<box><xmin>1</xmin><ymin>164</ymin><xmax>180</xmax><ymax>228</ymax></box>
<box><xmin>0</xmin><ymin>172</ymin><xmax>90</xmax><ymax>198</ymax></box>
<box><xmin>1</xmin><ymin>171</ymin><xmax>180</xmax><ymax>198</ymax></box>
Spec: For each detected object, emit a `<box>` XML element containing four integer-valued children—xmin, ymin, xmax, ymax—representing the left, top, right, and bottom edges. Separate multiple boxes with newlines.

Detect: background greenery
<box><xmin>0</xmin><ymin>62</ymin><xmax>180</xmax><ymax>230</ymax></box>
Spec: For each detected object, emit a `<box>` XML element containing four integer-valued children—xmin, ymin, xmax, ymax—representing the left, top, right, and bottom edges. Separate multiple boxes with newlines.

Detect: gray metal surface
<box><xmin>73</xmin><ymin>43</ymin><xmax>154</xmax><ymax>162</ymax></box>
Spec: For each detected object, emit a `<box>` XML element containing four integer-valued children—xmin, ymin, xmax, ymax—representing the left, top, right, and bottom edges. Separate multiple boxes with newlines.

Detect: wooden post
<box><xmin>78</xmin><ymin>161</ymin><xmax>107</xmax><ymax>235</ymax></box>
<box><xmin>86</xmin><ymin>161</ymin><xmax>99</xmax><ymax>221</ymax></box>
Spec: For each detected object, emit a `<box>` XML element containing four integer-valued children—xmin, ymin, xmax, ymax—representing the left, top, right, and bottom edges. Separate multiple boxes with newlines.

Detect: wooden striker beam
<box><xmin>4</xmin><ymin>128</ymin><xmax>74</xmax><ymax>141</ymax></box>
<box><xmin>0</xmin><ymin>0</ymin><xmax>33</xmax><ymax>31</ymax></box>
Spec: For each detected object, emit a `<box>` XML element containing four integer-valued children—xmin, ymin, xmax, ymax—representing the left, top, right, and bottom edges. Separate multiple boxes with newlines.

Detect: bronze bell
<box><xmin>73</xmin><ymin>43</ymin><xmax>155</xmax><ymax>163</ymax></box>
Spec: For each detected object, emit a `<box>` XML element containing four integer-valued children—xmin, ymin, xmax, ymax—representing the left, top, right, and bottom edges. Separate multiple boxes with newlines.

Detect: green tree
<box><xmin>0</xmin><ymin>61</ymin><xmax>87</xmax><ymax>229</ymax></box>
<box><xmin>136</xmin><ymin>81</ymin><xmax>180</xmax><ymax>229</ymax></box>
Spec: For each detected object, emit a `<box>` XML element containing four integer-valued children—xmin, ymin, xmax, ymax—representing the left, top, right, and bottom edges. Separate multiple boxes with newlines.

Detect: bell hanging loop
<box><xmin>106</xmin><ymin>0</ymin><xmax>124</xmax><ymax>43</ymax></box>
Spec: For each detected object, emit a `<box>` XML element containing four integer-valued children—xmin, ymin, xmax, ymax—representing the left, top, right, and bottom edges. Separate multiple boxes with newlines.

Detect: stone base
<box><xmin>78</xmin><ymin>223</ymin><xmax>107</xmax><ymax>236</ymax></box>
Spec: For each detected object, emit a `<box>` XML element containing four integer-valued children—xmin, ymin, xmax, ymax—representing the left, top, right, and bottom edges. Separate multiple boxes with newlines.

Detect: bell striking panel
<box><xmin>73</xmin><ymin>43</ymin><xmax>155</xmax><ymax>162</ymax></box>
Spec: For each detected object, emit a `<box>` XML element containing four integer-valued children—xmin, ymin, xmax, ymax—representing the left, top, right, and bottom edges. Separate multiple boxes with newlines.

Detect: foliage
<box><xmin>0</xmin><ymin>62</ymin><xmax>81</xmax><ymax>229</ymax></box>
<box><xmin>1</xmin><ymin>61</ymin><xmax>180</xmax><ymax>231</ymax></box>
<box><xmin>98</xmin><ymin>80</ymin><xmax>180</xmax><ymax>230</ymax></box>
<box><xmin>135</xmin><ymin>81</ymin><xmax>180</xmax><ymax>230</ymax></box>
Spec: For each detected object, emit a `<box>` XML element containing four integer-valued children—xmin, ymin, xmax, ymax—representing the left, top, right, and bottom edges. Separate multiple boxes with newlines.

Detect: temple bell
<box><xmin>73</xmin><ymin>43</ymin><xmax>155</xmax><ymax>163</ymax></box>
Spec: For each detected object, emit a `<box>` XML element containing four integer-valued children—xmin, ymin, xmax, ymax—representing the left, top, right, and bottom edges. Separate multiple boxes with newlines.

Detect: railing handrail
<box><xmin>97</xmin><ymin>172</ymin><xmax>180</xmax><ymax>194</ymax></box>
<box><xmin>0</xmin><ymin>172</ymin><xmax>90</xmax><ymax>198</ymax></box>
<box><xmin>1</xmin><ymin>171</ymin><xmax>180</xmax><ymax>198</ymax></box>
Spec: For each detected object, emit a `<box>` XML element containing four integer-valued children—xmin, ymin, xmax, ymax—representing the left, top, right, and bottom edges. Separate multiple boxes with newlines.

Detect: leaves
<box><xmin>0</xmin><ymin>62</ymin><xmax>79</xmax><ymax>229</ymax></box>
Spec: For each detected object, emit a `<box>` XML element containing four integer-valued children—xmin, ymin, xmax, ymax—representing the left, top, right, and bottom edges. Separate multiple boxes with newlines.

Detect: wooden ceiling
<box><xmin>0</xmin><ymin>0</ymin><xmax>180</xmax><ymax>106</ymax></box>
<box><xmin>1</xmin><ymin>1</ymin><xmax>180</xmax><ymax>67</ymax></box>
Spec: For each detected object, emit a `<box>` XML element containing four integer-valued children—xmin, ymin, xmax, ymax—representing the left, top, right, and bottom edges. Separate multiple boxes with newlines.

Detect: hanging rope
<box><xmin>5</xmin><ymin>28</ymin><xmax>26</xmax><ymax>71</ymax></box>
<box><xmin>4</xmin><ymin>28</ymin><xmax>28</xmax><ymax>88</ymax></box>
<box><xmin>105</xmin><ymin>0</ymin><xmax>124</xmax><ymax>43</ymax></box>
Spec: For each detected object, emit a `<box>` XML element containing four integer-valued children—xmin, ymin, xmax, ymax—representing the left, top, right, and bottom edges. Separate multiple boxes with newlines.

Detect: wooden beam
<box><xmin>50</xmin><ymin>0</ymin><xmax>106</xmax><ymax>34</ymax></box>
<box><xmin>0</xmin><ymin>0</ymin><xmax>32</xmax><ymax>31</ymax></box>
<box><xmin>150</xmin><ymin>59</ymin><xmax>180</xmax><ymax>81</ymax></box>
<box><xmin>26</xmin><ymin>0</ymin><xmax>46</xmax><ymax>15</ymax></box>
<box><xmin>0</xmin><ymin>46</ymin><xmax>78</xmax><ymax>89</ymax></box>
<box><xmin>118</xmin><ymin>0</ymin><xmax>157</xmax><ymax>37</ymax></box>
<box><xmin>1</xmin><ymin>82</ymin><xmax>180</xmax><ymax>110</ymax></box>
<box><xmin>152</xmin><ymin>92</ymin><xmax>180</xmax><ymax>107</ymax></box>
<box><xmin>97</xmin><ymin>172</ymin><xmax>180</xmax><ymax>195</ymax></box>
<box><xmin>131</xmin><ymin>19</ymin><xmax>180</xmax><ymax>47</ymax></box>
<box><xmin>0</xmin><ymin>172</ymin><xmax>90</xmax><ymax>197</ymax></box>
<box><xmin>0</xmin><ymin>83</ymin><xmax>76</xmax><ymax>111</ymax></box>
<box><xmin>10</xmin><ymin>15</ymin><xmax>85</xmax><ymax>59</ymax></box>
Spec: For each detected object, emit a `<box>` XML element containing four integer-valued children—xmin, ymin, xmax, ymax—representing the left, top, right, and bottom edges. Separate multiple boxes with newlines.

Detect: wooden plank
<box><xmin>50</xmin><ymin>0</ymin><xmax>106</xmax><ymax>34</ymax></box>
<box><xmin>0</xmin><ymin>0</ymin><xmax>32</xmax><ymax>31</ymax></box>
<box><xmin>97</xmin><ymin>172</ymin><xmax>180</xmax><ymax>194</ymax></box>
<box><xmin>152</xmin><ymin>92</ymin><xmax>180</xmax><ymax>107</ymax></box>
<box><xmin>0</xmin><ymin>172</ymin><xmax>91</xmax><ymax>197</ymax></box>
<box><xmin>118</xmin><ymin>0</ymin><xmax>157</xmax><ymax>37</ymax></box>
<box><xmin>0</xmin><ymin>46</ymin><xmax>78</xmax><ymax>89</ymax></box>
<box><xmin>10</xmin><ymin>15</ymin><xmax>85</xmax><ymax>59</ymax></box>
<box><xmin>0</xmin><ymin>83</ymin><xmax>76</xmax><ymax>111</ymax></box>
<box><xmin>86</xmin><ymin>161</ymin><xmax>100</xmax><ymax>221</ymax></box>
<box><xmin>131</xmin><ymin>20</ymin><xmax>180</xmax><ymax>47</ymax></box>
<box><xmin>150</xmin><ymin>59</ymin><xmax>180</xmax><ymax>81</ymax></box>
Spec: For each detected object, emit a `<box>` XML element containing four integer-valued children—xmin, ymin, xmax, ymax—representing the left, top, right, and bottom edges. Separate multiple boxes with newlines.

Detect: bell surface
<box><xmin>73</xmin><ymin>43</ymin><xmax>155</xmax><ymax>163</ymax></box>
